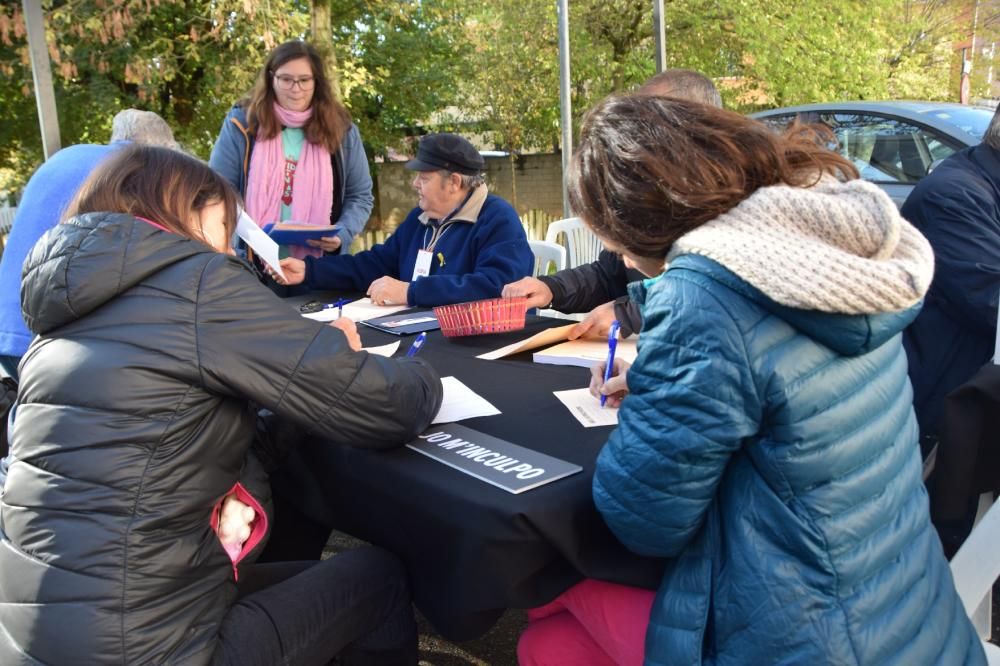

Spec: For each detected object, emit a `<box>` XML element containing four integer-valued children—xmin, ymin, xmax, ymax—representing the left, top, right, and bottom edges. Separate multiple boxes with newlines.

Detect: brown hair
<box><xmin>567</xmin><ymin>95</ymin><xmax>859</xmax><ymax>261</ymax></box>
<box><xmin>63</xmin><ymin>144</ymin><xmax>239</xmax><ymax>246</ymax></box>
<box><xmin>244</xmin><ymin>41</ymin><xmax>351</xmax><ymax>153</ymax></box>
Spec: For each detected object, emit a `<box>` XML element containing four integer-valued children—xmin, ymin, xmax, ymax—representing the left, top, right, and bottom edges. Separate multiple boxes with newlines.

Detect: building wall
<box><xmin>371</xmin><ymin>153</ymin><xmax>565</xmax><ymax>231</ymax></box>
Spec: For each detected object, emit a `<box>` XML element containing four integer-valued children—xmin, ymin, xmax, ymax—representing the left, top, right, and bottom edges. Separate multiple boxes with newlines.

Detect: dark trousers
<box><xmin>212</xmin><ymin>546</ymin><xmax>417</xmax><ymax>666</ymax></box>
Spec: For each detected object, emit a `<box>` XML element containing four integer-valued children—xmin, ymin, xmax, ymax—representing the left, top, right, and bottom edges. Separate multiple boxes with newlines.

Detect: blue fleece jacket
<box><xmin>304</xmin><ymin>189</ymin><xmax>533</xmax><ymax>307</ymax></box>
<box><xmin>208</xmin><ymin>105</ymin><xmax>374</xmax><ymax>250</ymax></box>
<box><xmin>0</xmin><ymin>143</ymin><xmax>119</xmax><ymax>359</ymax></box>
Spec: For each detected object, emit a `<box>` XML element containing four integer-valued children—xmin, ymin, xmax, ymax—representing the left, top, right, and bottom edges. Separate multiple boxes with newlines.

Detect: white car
<box><xmin>751</xmin><ymin>101</ymin><xmax>994</xmax><ymax>207</ymax></box>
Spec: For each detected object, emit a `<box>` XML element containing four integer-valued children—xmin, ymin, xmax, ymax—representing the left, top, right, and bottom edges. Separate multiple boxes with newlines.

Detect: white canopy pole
<box><xmin>23</xmin><ymin>0</ymin><xmax>61</xmax><ymax>159</ymax></box>
<box><xmin>557</xmin><ymin>0</ymin><xmax>572</xmax><ymax>218</ymax></box>
<box><xmin>653</xmin><ymin>0</ymin><xmax>666</xmax><ymax>73</ymax></box>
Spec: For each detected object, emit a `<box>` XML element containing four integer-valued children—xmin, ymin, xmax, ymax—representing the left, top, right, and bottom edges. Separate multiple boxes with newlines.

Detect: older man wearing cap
<box><xmin>276</xmin><ymin>132</ymin><xmax>532</xmax><ymax>307</ymax></box>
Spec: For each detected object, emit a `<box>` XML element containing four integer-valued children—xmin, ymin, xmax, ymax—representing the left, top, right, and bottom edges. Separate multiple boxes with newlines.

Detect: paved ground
<box><xmin>416</xmin><ymin>610</ymin><xmax>523</xmax><ymax>666</ymax></box>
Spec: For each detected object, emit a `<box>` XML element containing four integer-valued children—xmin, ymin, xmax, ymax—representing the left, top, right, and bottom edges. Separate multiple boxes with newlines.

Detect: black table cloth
<box><xmin>272</xmin><ymin>295</ymin><xmax>667</xmax><ymax>641</ymax></box>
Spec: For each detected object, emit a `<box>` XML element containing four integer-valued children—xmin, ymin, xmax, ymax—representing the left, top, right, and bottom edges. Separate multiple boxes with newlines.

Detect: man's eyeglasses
<box><xmin>274</xmin><ymin>75</ymin><xmax>315</xmax><ymax>91</ymax></box>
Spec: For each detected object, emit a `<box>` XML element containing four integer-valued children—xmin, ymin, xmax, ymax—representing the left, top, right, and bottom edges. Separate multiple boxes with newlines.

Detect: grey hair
<box><xmin>439</xmin><ymin>170</ymin><xmax>486</xmax><ymax>190</ymax></box>
<box><xmin>637</xmin><ymin>69</ymin><xmax>723</xmax><ymax>109</ymax></box>
<box><xmin>110</xmin><ymin>109</ymin><xmax>179</xmax><ymax>149</ymax></box>
<box><xmin>984</xmin><ymin>105</ymin><xmax>1000</xmax><ymax>151</ymax></box>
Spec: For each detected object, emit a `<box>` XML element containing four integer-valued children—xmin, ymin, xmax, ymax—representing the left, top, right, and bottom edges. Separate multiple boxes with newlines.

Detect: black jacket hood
<box><xmin>21</xmin><ymin>211</ymin><xmax>215</xmax><ymax>335</ymax></box>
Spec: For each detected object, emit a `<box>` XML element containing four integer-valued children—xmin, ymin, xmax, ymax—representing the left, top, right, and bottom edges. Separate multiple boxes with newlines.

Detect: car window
<box><xmin>756</xmin><ymin>112</ymin><xmax>961</xmax><ymax>184</ymax></box>
<box><xmin>924</xmin><ymin>136</ymin><xmax>956</xmax><ymax>162</ymax></box>
<box><xmin>924</xmin><ymin>107</ymin><xmax>993</xmax><ymax>140</ymax></box>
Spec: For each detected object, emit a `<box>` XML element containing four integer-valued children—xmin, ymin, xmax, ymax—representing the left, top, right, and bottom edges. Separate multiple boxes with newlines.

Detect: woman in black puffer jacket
<box><xmin>0</xmin><ymin>144</ymin><xmax>442</xmax><ymax>665</ymax></box>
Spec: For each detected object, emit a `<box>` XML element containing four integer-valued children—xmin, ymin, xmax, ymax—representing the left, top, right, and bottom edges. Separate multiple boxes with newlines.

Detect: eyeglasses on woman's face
<box><xmin>273</xmin><ymin>74</ymin><xmax>315</xmax><ymax>91</ymax></box>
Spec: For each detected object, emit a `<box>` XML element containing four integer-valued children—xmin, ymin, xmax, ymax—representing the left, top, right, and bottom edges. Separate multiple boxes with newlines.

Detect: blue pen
<box><xmin>600</xmin><ymin>320</ymin><xmax>621</xmax><ymax>407</ymax></box>
<box><xmin>323</xmin><ymin>298</ymin><xmax>350</xmax><ymax>318</ymax></box>
<box><xmin>406</xmin><ymin>332</ymin><xmax>428</xmax><ymax>357</ymax></box>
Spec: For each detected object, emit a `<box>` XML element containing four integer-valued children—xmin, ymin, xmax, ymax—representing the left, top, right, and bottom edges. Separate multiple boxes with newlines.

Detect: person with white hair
<box><xmin>0</xmin><ymin>108</ymin><xmax>178</xmax><ymax>380</ymax></box>
<box><xmin>110</xmin><ymin>108</ymin><xmax>180</xmax><ymax>149</ymax></box>
<box><xmin>502</xmin><ymin>68</ymin><xmax>723</xmax><ymax>341</ymax></box>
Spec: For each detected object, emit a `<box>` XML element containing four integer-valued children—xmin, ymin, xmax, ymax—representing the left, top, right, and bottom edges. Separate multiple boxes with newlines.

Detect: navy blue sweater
<box><xmin>304</xmin><ymin>192</ymin><xmax>533</xmax><ymax>307</ymax></box>
<box><xmin>901</xmin><ymin>143</ymin><xmax>1000</xmax><ymax>437</ymax></box>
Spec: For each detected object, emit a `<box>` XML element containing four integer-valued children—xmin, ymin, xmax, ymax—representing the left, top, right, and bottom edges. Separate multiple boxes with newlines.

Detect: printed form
<box><xmin>553</xmin><ymin>388</ymin><xmax>619</xmax><ymax>427</ymax></box>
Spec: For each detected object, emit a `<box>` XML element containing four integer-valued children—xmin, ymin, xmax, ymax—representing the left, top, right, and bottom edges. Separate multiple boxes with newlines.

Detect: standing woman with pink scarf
<box><xmin>210</xmin><ymin>40</ymin><xmax>374</xmax><ymax>259</ymax></box>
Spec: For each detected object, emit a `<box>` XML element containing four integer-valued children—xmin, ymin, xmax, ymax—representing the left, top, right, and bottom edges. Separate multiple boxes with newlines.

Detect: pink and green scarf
<box><xmin>246</xmin><ymin>103</ymin><xmax>334</xmax><ymax>259</ymax></box>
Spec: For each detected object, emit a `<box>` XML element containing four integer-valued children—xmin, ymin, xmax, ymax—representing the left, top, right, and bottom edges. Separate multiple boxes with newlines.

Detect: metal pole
<box><xmin>653</xmin><ymin>0</ymin><xmax>666</xmax><ymax>72</ymax></box>
<box><xmin>23</xmin><ymin>0</ymin><xmax>60</xmax><ymax>159</ymax></box>
<box><xmin>557</xmin><ymin>0</ymin><xmax>572</xmax><ymax>218</ymax></box>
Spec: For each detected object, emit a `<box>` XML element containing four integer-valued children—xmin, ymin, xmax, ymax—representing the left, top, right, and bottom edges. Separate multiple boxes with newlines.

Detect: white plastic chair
<box><xmin>949</xmin><ymin>493</ymin><xmax>1000</xmax><ymax>662</ymax></box>
<box><xmin>0</xmin><ymin>206</ymin><xmax>15</xmax><ymax>258</ymax></box>
<box><xmin>528</xmin><ymin>240</ymin><xmax>566</xmax><ymax>277</ymax></box>
<box><xmin>544</xmin><ymin>217</ymin><xmax>602</xmax><ymax>269</ymax></box>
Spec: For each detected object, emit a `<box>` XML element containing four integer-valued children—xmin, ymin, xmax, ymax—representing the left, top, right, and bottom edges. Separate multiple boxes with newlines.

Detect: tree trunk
<box><xmin>310</xmin><ymin>0</ymin><xmax>341</xmax><ymax>100</ymax></box>
<box><xmin>508</xmin><ymin>152</ymin><xmax>519</xmax><ymax>212</ymax></box>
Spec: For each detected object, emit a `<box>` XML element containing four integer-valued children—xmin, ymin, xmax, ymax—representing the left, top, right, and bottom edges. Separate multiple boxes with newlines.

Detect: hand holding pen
<box><xmin>589</xmin><ymin>320</ymin><xmax>629</xmax><ymax>408</ymax></box>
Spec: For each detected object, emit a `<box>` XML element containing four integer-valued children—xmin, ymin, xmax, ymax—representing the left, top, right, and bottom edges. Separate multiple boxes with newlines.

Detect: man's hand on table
<box><xmin>367</xmin><ymin>276</ymin><xmax>409</xmax><ymax>306</ymax></box>
<box><xmin>590</xmin><ymin>358</ymin><xmax>631</xmax><ymax>409</ymax></box>
<box><xmin>568</xmin><ymin>300</ymin><xmax>618</xmax><ymax>340</ymax></box>
<box><xmin>502</xmin><ymin>277</ymin><xmax>554</xmax><ymax>309</ymax></box>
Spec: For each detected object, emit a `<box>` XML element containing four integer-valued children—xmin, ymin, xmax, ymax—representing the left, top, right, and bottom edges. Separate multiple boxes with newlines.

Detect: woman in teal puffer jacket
<box><xmin>518</xmin><ymin>95</ymin><xmax>984</xmax><ymax>665</ymax></box>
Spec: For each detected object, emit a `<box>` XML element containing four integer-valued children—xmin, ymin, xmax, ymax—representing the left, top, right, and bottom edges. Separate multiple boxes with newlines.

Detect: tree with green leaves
<box><xmin>0</xmin><ymin>0</ymin><xmax>307</xmax><ymax>194</ymax></box>
<box><xmin>456</xmin><ymin>0</ymin><xmax>559</xmax><ymax>209</ymax></box>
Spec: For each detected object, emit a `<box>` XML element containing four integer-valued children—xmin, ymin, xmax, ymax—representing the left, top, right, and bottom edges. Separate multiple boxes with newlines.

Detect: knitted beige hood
<box><xmin>666</xmin><ymin>177</ymin><xmax>934</xmax><ymax>315</ymax></box>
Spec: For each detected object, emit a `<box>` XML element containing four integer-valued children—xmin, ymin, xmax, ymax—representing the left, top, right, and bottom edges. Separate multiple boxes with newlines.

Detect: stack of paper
<box><xmin>532</xmin><ymin>339</ymin><xmax>638</xmax><ymax>369</ymax></box>
<box><xmin>303</xmin><ymin>298</ymin><xmax>408</xmax><ymax>323</ymax></box>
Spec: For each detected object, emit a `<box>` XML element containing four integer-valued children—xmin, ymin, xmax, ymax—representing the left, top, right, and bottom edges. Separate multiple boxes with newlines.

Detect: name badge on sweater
<box><xmin>412</xmin><ymin>249</ymin><xmax>433</xmax><ymax>281</ymax></box>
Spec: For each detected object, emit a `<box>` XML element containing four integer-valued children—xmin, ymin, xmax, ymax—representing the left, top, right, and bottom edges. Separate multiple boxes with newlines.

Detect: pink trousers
<box><xmin>517</xmin><ymin>579</ymin><xmax>655</xmax><ymax>665</ymax></box>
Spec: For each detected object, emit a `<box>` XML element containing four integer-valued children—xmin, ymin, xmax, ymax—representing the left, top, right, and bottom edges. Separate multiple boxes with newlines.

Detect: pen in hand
<box><xmin>406</xmin><ymin>332</ymin><xmax>428</xmax><ymax>357</ymax></box>
<box><xmin>600</xmin><ymin>320</ymin><xmax>621</xmax><ymax>408</ymax></box>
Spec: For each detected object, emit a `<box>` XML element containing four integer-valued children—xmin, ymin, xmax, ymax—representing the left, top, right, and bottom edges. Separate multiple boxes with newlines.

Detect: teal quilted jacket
<box><xmin>594</xmin><ymin>254</ymin><xmax>984</xmax><ymax>665</ymax></box>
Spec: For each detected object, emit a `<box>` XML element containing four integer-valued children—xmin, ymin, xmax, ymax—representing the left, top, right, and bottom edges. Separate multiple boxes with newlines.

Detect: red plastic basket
<box><xmin>433</xmin><ymin>297</ymin><xmax>528</xmax><ymax>337</ymax></box>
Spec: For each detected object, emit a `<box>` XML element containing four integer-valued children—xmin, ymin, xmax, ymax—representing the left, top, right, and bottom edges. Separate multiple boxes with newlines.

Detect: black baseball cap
<box><xmin>405</xmin><ymin>133</ymin><xmax>485</xmax><ymax>175</ymax></box>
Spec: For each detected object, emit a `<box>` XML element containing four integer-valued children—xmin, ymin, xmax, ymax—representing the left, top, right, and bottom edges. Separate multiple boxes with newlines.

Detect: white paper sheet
<box><xmin>362</xmin><ymin>341</ymin><xmax>400</xmax><ymax>357</ymax></box>
<box><xmin>553</xmin><ymin>388</ymin><xmax>619</xmax><ymax>427</ymax></box>
<box><xmin>432</xmin><ymin>376</ymin><xmax>502</xmax><ymax>425</ymax></box>
<box><xmin>236</xmin><ymin>211</ymin><xmax>286</xmax><ymax>281</ymax></box>
<box><xmin>303</xmin><ymin>298</ymin><xmax>408</xmax><ymax>323</ymax></box>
